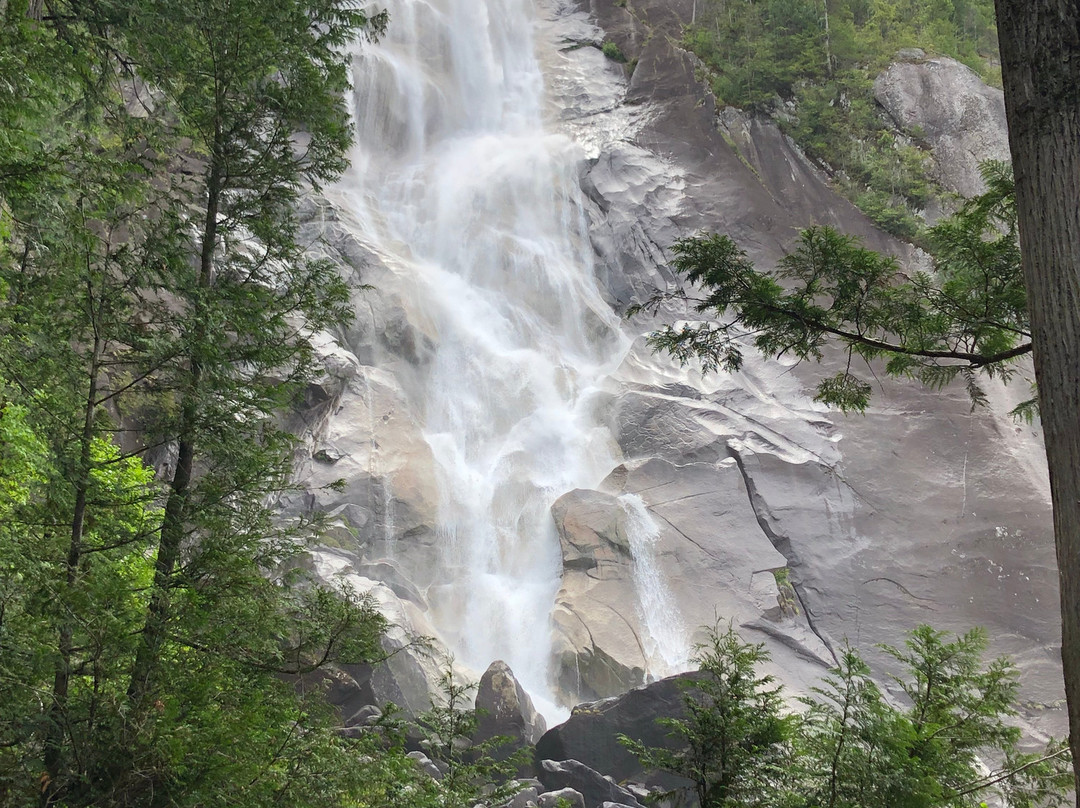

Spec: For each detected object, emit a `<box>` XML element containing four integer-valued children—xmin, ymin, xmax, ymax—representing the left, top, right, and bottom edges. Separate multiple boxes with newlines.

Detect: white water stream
<box><xmin>336</xmin><ymin>0</ymin><xmax>685</xmax><ymax>715</ymax></box>
<box><xmin>619</xmin><ymin>494</ymin><xmax>692</xmax><ymax>672</ymax></box>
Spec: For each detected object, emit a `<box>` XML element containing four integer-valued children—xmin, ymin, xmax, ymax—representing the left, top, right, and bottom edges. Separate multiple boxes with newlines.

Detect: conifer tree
<box><xmin>0</xmin><ymin>1</ymin><xmax>397</xmax><ymax>804</ymax></box>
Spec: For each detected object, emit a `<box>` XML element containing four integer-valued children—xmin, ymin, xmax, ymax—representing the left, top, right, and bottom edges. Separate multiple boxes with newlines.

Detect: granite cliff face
<box><xmin>289</xmin><ymin>0</ymin><xmax>1062</xmax><ymax>743</ymax></box>
<box><xmin>874</xmin><ymin>53</ymin><xmax>1010</xmax><ymax>197</ymax></box>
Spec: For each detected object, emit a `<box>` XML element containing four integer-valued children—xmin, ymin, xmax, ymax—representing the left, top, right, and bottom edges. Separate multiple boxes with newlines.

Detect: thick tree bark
<box><xmin>993</xmin><ymin>0</ymin><xmax>1080</xmax><ymax>796</ymax></box>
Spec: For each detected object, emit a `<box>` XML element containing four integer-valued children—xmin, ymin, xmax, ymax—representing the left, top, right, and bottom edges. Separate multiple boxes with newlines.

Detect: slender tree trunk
<box><xmin>127</xmin><ymin>157</ymin><xmax>223</xmax><ymax>710</ymax></box>
<box><xmin>822</xmin><ymin>0</ymin><xmax>832</xmax><ymax>77</ymax></box>
<box><xmin>41</xmin><ymin>339</ymin><xmax>101</xmax><ymax>806</ymax></box>
<box><xmin>993</xmin><ymin>0</ymin><xmax>1080</xmax><ymax>798</ymax></box>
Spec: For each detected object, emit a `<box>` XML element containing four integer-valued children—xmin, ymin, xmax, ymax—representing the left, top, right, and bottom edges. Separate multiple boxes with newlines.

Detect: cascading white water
<box><xmin>619</xmin><ymin>494</ymin><xmax>692</xmax><ymax>675</ymax></box>
<box><xmin>338</xmin><ymin>0</ymin><xmax>631</xmax><ymax>713</ymax></box>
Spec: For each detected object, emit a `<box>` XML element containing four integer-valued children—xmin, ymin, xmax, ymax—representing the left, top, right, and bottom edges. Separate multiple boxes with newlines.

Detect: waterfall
<box><xmin>337</xmin><ymin>0</ymin><xmax>629</xmax><ymax>715</ymax></box>
<box><xmin>619</xmin><ymin>494</ymin><xmax>692</xmax><ymax>675</ymax></box>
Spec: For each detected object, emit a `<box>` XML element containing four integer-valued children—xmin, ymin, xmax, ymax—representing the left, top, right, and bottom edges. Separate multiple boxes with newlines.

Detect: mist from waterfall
<box><xmin>337</xmin><ymin>0</ymin><xmax>629</xmax><ymax>714</ymax></box>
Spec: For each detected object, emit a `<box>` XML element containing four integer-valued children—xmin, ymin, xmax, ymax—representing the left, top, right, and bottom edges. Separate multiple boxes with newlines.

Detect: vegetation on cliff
<box><xmin>683</xmin><ymin>0</ymin><xmax>1000</xmax><ymax>237</ymax></box>
<box><xmin>624</xmin><ymin>622</ymin><xmax>1071</xmax><ymax>808</ymax></box>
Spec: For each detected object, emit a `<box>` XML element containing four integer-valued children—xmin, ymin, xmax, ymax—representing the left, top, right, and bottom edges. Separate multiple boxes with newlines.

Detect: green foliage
<box><xmin>624</xmin><ymin>622</ymin><xmax>1071</xmax><ymax>808</ymax></box>
<box><xmin>637</xmin><ymin>163</ymin><xmax>1031</xmax><ymax>412</ymax></box>
<box><xmin>603</xmin><ymin>40</ymin><xmax>628</xmax><ymax>62</ymax></box>
<box><xmin>620</xmin><ymin>622</ymin><xmax>794</xmax><ymax>808</ymax></box>
<box><xmin>0</xmin><ymin>0</ymin><xmax>397</xmax><ymax>805</ymax></box>
<box><xmin>413</xmin><ymin>660</ymin><xmax>529</xmax><ymax>808</ymax></box>
<box><xmin>682</xmin><ymin>0</ymin><xmax>1000</xmax><ymax>237</ymax></box>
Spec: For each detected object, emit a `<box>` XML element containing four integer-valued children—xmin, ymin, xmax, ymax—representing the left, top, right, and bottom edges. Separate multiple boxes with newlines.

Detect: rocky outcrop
<box><xmin>874</xmin><ymin>56</ymin><xmax>1010</xmax><ymax>196</ymax></box>
<box><xmin>537</xmin><ymin>759</ymin><xmax>644</xmax><ymax>808</ymax></box>
<box><xmin>561</xmin><ymin>0</ymin><xmax>1060</xmax><ymax>739</ymax></box>
<box><xmin>549</xmin><ymin>489</ymin><xmax>644</xmax><ymax>701</ymax></box>
<box><xmin>536</xmin><ymin>674</ymin><xmax>694</xmax><ymax>793</ymax></box>
<box><xmin>539</xmin><ymin>788</ymin><xmax>586</xmax><ymax>808</ymax></box>
<box><xmin>476</xmin><ymin>661</ymin><xmax>548</xmax><ymax>751</ymax></box>
<box><xmin>298</xmin><ymin>549</ymin><xmax>442</xmax><ymax>720</ymax></box>
<box><xmin>550</xmin><ymin>334</ymin><xmax>841</xmax><ymax>705</ymax></box>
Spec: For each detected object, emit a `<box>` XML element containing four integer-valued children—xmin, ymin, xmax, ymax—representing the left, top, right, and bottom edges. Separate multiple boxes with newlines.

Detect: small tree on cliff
<box><xmin>620</xmin><ymin>622</ymin><xmax>793</xmax><ymax>808</ymax></box>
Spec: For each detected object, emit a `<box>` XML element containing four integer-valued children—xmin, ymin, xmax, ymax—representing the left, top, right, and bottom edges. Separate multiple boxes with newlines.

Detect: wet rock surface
<box><xmin>288</xmin><ymin>0</ymin><xmax>1063</xmax><ymax>748</ymax></box>
<box><xmin>537</xmin><ymin>759</ymin><xmax>645</xmax><ymax>808</ymax></box>
<box><xmin>476</xmin><ymin>661</ymin><xmax>549</xmax><ymax>751</ymax></box>
<box><xmin>556</xmin><ymin>0</ymin><xmax>1061</xmax><ymax>738</ymax></box>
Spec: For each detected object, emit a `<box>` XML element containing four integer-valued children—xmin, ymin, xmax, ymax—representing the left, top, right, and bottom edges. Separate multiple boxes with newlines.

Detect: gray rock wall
<box><xmin>560</xmin><ymin>0</ymin><xmax>1060</xmax><ymax>740</ymax></box>
<box><xmin>874</xmin><ymin>55</ymin><xmax>1010</xmax><ymax>196</ymax></box>
<box><xmin>288</xmin><ymin>0</ymin><xmax>1063</xmax><ymax>746</ymax></box>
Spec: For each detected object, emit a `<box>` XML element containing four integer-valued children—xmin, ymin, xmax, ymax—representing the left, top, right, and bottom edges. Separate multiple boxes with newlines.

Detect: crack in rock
<box><xmin>727</xmin><ymin>445</ymin><xmax>838</xmax><ymax>665</ymax></box>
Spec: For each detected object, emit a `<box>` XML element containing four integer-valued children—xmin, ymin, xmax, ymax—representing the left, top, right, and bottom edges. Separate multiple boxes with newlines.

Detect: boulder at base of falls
<box><xmin>549</xmin><ymin>451</ymin><xmax>828</xmax><ymax>705</ymax></box>
<box><xmin>505</xmin><ymin>786</ymin><xmax>540</xmax><ymax>808</ymax></box>
<box><xmin>538</xmin><ymin>788</ymin><xmax>586</xmax><ymax>808</ymax></box>
<box><xmin>475</xmin><ymin>660</ymin><xmax>548</xmax><ymax>754</ymax></box>
<box><xmin>550</xmin><ymin>489</ymin><xmax>647</xmax><ymax>703</ymax></box>
<box><xmin>536</xmin><ymin>760</ymin><xmax>644</xmax><ymax>808</ymax></box>
<box><xmin>535</xmin><ymin>674</ymin><xmax>694</xmax><ymax>795</ymax></box>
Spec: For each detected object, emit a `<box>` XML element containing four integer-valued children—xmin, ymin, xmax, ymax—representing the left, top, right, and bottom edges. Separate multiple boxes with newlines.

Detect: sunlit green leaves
<box><xmin>624</xmin><ymin>623</ymin><xmax>1071</xmax><ymax>808</ymax></box>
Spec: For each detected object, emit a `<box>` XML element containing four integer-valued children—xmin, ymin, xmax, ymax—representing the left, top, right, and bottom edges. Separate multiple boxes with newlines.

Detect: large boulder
<box><xmin>874</xmin><ymin>56</ymin><xmax>1009</xmax><ymax>197</ymax></box>
<box><xmin>535</xmin><ymin>674</ymin><xmax>694</xmax><ymax>793</ymax></box>
<box><xmin>539</xmin><ymin>788</ymin><xmax>586</xmax><ymax>808</ymax></box>
<box><xmin>475</xmin><ymin>660</ymin><xmax>548</xmax><ymax>751</ymax></box>
<box><xmin>537</xmin><ymin>759</ymin><xmax>644</xmax><ymax>808</ymax></box>
<box><xmin>549</xmin><ymin>488</ymin><xmax>672</xmax><ymax>703</ymax></box>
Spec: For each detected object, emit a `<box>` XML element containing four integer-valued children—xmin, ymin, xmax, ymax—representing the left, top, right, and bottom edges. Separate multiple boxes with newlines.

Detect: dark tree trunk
<box><xmin>41</xmin><ymin>340</ymin><xmax>101</xmax><ymax>806</ymax></box>
<box><xmin>993</xmin><ymin>0</ymin><xmax>1080</xmax><ymax>796</ymax></box>
<box><xmin>127</xmin><ymin>155</ymin><xmax>223</xmax><ymax>710</ymax></box>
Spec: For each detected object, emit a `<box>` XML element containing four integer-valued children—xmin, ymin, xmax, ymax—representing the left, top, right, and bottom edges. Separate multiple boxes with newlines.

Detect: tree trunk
<box><xmin>993</xmin><ymin>0</ymin><xmax>1080</xmax><ymax>797</ymax></box>
<box><xmin>41</xmin><ymin>340</ymin><xmax>101</xmax><ymax>806</ymax></box>
<box><xmin>822</xmin><ymin>0</ymin><xmax>832</xmax><ymax>77</ymax></box>
<box><xmin>127</xmin><ymin>156</ymin><xmax>223</xmax><ymax>710</ymax></box>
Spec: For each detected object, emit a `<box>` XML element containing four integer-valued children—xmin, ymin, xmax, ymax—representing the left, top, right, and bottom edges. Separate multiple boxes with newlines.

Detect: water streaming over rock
<box><xmin>334</xmin><ymin>0</ymin><xmax>644</xmax><ymax>713</ymax></box>
<box><xmin>619</xmin><ymin>494</ymin><xmax>692</xmax><ymax>674</ymax></box>
<box><xmin>301</xmin><ymin>0</ymin><xmax>1069</xmax><ymax>740</ymax></box>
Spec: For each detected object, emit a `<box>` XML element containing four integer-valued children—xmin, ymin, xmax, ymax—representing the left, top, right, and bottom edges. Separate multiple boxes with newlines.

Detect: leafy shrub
<box><xmin>602</xmin><ymin>40</ymin><xmax>628</xmax><ymax>62</ymax></box>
